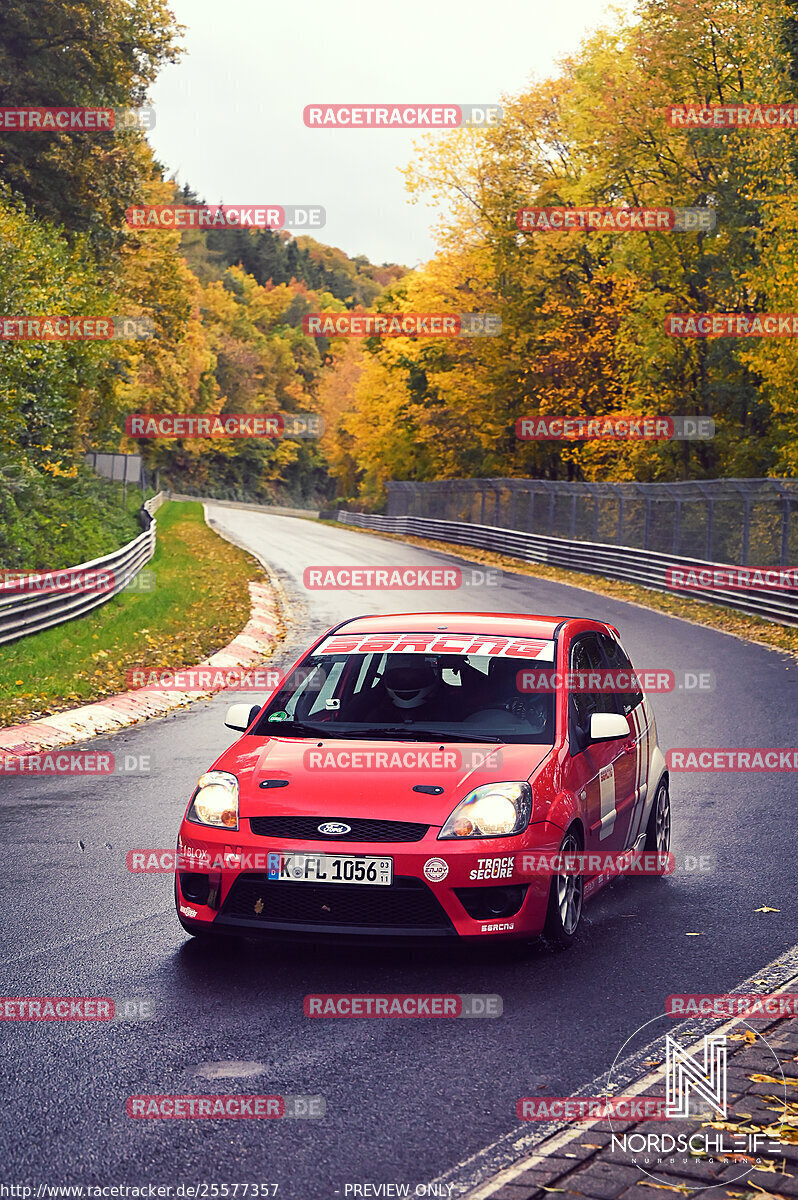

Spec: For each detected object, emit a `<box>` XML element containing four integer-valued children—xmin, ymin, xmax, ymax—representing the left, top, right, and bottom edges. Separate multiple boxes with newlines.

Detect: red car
<box><xmin>175</xmin><ymin>612</ymin><xmax>670</xmax><ymax>949</ymax></box>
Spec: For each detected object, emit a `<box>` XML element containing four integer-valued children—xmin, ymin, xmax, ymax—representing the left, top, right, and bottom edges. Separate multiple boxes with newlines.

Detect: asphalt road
<box><xmin>1</xmin><ymin>506</ymin><xmax>795</xmax><ymax>1197</ymax></box>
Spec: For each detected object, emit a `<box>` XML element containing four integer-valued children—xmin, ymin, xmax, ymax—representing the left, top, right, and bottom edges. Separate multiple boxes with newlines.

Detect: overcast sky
<box><xmin>148</xmin><ymin>0</ymin><xmax>634</xmax><ymax>268</ymax></box>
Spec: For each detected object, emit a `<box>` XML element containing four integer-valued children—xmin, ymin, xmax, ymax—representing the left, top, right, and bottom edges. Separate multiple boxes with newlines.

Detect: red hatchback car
<box><xmin>175</xmin><ymin>612</ymin><xmax>670</xmax><ymax>949</ymax></box>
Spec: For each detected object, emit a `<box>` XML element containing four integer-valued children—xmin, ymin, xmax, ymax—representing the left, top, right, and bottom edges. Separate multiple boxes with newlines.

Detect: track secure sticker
<box><xmin>268</xmin><ymin>711</ymin><xmax>290</xmax><ymax>722</ymax></box>
<box><xmin>423</xmin><ymin>857</ymin><xmax>449</xmax><ymax>882</ymax></box>
<box><xmin>469</xmin><ymin>855</ymin><xmax>514</xmax><ymax>881</ymax></box>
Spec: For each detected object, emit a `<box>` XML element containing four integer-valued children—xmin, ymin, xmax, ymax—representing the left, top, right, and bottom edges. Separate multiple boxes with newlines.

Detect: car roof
<box><xmin>332</xmin><ymin>612</ymin><xmax>572</xmax><ymax>639</ymax></box>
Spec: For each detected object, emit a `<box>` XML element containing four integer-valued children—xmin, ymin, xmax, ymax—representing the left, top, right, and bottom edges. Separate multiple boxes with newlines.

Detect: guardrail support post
<box><xmin>741</xmin><ymin>498</ymin><xmax>751</xmax><ymax>565</ymax></box>
<box><xmin>781</xmin><ymin>498</ymin><xmax>791</xmax><ymax>566</ymax></box>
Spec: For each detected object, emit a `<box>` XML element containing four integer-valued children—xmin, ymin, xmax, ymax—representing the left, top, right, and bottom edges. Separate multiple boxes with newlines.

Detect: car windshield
<box><xmin>253</xmin><ymin>651</ymin><xmax>555</xmax><ymax>744</ymax></box>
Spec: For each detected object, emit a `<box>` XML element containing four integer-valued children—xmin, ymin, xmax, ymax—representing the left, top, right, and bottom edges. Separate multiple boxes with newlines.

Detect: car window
<box><xmin>568</xmin><ymin>634</ymin><xmax>616</xmax><ymax>752</ymax></box>
<box><xmin>597</xmin><ymin>633</ymin><xmax>644</xmax><ymax>717</ymax></box>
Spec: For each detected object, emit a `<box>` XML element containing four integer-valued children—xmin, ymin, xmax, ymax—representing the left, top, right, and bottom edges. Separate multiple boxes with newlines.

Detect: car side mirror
<box><xmin>225</xmin><ymin>703</ymin><xmax>261</xmax><ymax>732</ymax></box>
<box><xmin>589</xmin><ymin>712</ymin><xmax>630</xmax><ymax>742</ymax></box>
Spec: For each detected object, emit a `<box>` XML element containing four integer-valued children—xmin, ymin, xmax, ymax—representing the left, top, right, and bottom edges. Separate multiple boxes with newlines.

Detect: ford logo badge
<box><xmin>318</xmin><ymin>821</ymin><xmax>351</xmax><ymax>836</ymax></box>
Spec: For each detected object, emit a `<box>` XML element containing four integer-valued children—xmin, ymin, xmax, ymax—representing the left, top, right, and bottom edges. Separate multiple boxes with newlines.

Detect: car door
<box><xmin>563</xmin><ymin>633</ymin><xmax>628</xmax><ymax>850</ymax></box>
<box><xmin>596</xmin><ymin>632</ymin><xmax>649</xmax><ymax>849</ymax></box>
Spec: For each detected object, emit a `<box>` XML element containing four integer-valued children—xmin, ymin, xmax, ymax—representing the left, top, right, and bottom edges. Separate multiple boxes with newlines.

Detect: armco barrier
<box><xmin>334</xmin><ymin>511</ymin><xmax>798</xmax><ymax>627</ymax></box>
<box><xmin>166</xmin><ymin>492</ymin><xmax>319</xmax><ymax>519</ymax></box>
<box><xmin>0</xmin><ymin>492</ymin><xmax>165</xmax><ymax>645</ymax></box>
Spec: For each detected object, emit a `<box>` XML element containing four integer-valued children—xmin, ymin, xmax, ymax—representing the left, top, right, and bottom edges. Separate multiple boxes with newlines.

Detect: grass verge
<box><xmin>1</xmin><ymin>501</ymin><xmax>267</xmax><ymax>726</ymax></box>
<box><xmin>320</xmin><ymin>520</ymin><xmax>798</xmax><ymax>658</ymax></box>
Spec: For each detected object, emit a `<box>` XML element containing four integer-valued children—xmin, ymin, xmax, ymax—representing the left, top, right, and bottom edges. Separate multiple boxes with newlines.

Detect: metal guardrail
<box><xmin>335</xmin><ymin>511</ymin><xmax>798</xmax><ymax>627</ymax></box>
<box><xmin>0</xmin><ymin>492</ymin><xmax>165</xmax><ymax>645</ymax></box>
<box><xmin>166</xmin><ymin>492</ymin><xmax>320</xmax><ymax>519</ymax></box>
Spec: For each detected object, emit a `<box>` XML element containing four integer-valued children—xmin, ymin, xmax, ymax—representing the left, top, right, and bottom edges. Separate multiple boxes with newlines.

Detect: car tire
<box><xmin>541</xmin><ymin>827</ymin><xmax>584</xmax><ymax>951</ymax></box>
<box><xmin>644</xmin><ymin>777</ymin><xmax>671</xmax><ymax>855</ymax></box>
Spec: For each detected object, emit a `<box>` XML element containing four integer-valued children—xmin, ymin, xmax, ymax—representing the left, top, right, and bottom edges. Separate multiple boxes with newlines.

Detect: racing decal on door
<box><xmin>599</xmin><ymin>762</ymin><xmax>616</xmax><ymax>840</ymax></box>
<box><xmin>626</xmin><ymin>702</ymin><xmax>650</xmax><ymax>845</ymax></box>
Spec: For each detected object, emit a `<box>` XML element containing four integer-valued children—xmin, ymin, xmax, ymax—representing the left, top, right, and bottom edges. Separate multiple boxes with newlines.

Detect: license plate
<box><xmin>266</xmin><ymin>852</ymin><xmax>393</xmax><ymax>886</ymax></box>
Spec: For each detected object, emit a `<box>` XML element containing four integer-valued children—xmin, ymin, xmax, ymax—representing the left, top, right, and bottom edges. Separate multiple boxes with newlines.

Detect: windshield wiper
<box><xmin>262</xmin><ymin>721</ymin><xmax>505</xmax><ymax>744</ymax></box>
<box><xmin>342</xmin><ymin>726</ymin><xmax>505</xmax><ymax>744</ymax></box>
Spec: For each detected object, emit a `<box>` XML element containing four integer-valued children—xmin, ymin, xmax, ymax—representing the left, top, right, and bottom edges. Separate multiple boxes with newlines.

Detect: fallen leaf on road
<box><xmin>726</xmin><ymin>1190</ymin><xmax>780</xmax><ymax>1200</ymax></box>
<box><xmin>638</xmin><ymin>1182</ymin><xmax>693</xmax><ymax>1194</ymax></box>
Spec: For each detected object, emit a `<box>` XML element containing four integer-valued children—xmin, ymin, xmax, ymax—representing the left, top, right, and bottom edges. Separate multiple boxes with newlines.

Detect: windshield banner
<box><xmin>314</xmin><ymin>633</ymin><xmax>556</xmax><ymax>660</ymax></box>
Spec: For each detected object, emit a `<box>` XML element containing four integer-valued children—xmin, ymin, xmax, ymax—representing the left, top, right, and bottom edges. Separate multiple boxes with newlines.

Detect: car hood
<box><xmin>213</xmin><ymin>736</ymin><xmax>553</xmax><ymax>825</ymax></box>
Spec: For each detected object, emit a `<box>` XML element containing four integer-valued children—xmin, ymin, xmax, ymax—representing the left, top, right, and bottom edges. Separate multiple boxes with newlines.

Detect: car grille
<box><xmin>248</xmin><ymin>816</ymin><xmax>429</xmax><ymax>842</ymax></box>
<box><xmin>220</xmin><ymin>873</ymin><xmax>452</xmax><ymax>930</ymax></box>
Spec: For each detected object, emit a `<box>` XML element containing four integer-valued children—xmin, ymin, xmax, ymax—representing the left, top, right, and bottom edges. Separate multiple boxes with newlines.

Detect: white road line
<box><xmin>428</xmin><ymin>943</ymin><xmax>798</xmax><ymax>1199</ymax></box>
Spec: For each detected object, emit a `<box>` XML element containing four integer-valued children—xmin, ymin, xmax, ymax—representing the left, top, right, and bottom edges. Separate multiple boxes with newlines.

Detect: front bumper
<box><xmin>175</xmin><ymin>820</ymin><xmax>557</xmax><ymax>942</ymax></box>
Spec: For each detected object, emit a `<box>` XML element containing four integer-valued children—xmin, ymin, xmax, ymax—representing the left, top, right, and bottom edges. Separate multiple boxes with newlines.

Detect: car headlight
<box><xmin>438</xmin><ymin>782</ymin><xmax>532</xmax><ymax>839</ymax></box>
<box><xmin>187</xmin><ymin>771</ymin><xmax>239</xmax><ymax>829</ymax></box>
